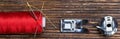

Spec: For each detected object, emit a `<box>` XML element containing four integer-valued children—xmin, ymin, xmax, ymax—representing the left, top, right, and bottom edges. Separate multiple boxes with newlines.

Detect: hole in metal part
<box><xmin>107</xmin><ymin>24</ymin><xmax>111</xmax><ymax>27</ymax></box>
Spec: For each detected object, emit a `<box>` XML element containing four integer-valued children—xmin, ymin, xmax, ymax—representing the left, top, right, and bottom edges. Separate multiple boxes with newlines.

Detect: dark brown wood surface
<box><xmin>0</xmin><ymin>0</ymin><xmax>120</xmax><ymax>39</ymax></box>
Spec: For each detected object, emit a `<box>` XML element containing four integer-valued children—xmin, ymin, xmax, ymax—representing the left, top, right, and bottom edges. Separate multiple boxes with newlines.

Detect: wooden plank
<box><xmin>0</xmin><ymin>0</ymin><xmax>120</xmax><ymax>39</ymax></box>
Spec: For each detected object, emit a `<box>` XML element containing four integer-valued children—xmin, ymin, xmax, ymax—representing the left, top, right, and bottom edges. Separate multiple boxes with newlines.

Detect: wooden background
<box><xmin>0</xmin><ymin>0</ymin><xmax>120</xmax><ymax>39</ymax></box>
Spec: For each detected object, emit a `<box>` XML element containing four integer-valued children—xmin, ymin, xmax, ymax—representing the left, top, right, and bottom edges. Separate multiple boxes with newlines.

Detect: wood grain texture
<box><xmin>0</xmin><ymin>0</ymin><xmax>120</xmax><ymax>39</ymax></box>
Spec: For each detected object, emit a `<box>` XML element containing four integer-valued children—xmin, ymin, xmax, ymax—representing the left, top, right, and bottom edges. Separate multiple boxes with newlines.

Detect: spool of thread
<box><xmin>0</xmin><ymin>11</ymin><xmax>45</xmax><ymax>34</ymax></box>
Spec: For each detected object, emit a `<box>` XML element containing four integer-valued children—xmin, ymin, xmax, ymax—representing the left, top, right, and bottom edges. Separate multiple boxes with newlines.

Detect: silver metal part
<box><xmin>61</xmin><ymin>19</ymin><xmax>87</xmax><ymax>33</ymax></box>
<box><xmin>97</xmin><ymin>16</ymin><xmax>118</xmax><ymax>36</ymax></box>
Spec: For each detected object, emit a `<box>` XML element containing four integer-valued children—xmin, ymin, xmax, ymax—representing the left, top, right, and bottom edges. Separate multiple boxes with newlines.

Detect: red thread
<box><xmin>0</xmin><ymin>11</ymin><xmax>43</xmax><ymax>34</ymax></box>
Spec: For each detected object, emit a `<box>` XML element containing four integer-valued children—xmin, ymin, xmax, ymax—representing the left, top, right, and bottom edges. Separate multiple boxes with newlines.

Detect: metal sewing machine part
<box><xmin>96</xmin><ymin>16</ymin><xmax>118</xmax><ymax>36</ymax></box>
<box><xmin>61</xmin><ymin>19</ymin><xmax>88</xmax><ymax>33</ymax></box>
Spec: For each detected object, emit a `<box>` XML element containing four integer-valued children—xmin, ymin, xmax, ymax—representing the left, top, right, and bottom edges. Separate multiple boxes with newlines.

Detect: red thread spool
<box><xmin>0</xmin><ymin>11</ymin><xmax>45</xmax><ymax>34</ymax></box>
